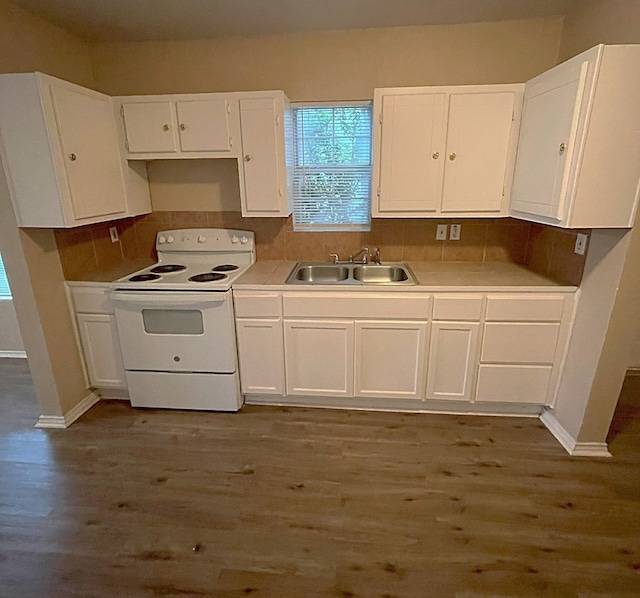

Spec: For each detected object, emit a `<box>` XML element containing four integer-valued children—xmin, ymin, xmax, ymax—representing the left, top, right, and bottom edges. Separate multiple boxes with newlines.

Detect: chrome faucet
<box><xmin>329</xmin><ymin>253</ymin><xmax>340</xmax><ymax>264</ymax></box>
<box><xmin>372</xmin><ymin>247</ymin><xmax>381</xmax><ymax>264</ymax></box>
<box><xmin>349</xmin><ymin>247</ymin><xmax>369</xmax><ymax>264</ymax></box>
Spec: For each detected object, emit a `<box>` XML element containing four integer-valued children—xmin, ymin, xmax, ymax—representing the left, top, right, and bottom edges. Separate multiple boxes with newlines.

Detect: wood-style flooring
<box><xmin>1</xmin><ymin>357</ymin><xmax>639</xmax><ymax>597</ymax></box>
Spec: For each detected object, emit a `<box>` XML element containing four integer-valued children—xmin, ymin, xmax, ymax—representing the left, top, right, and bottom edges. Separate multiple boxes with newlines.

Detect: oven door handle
<box><xmin>110</xmin><ymin>291</ymin><xmax>228</xmax><ymax>308</ymax></box>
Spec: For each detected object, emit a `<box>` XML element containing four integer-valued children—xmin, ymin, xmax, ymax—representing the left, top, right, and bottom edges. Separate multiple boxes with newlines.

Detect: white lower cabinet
<box><xmin>233</xmin><ymin>289</ymin><xmax>575</xmax><ymax>410</ymax></box>
<box><xmin>66</xmin><ymin>283</ymin><xmax>126</xmax><ymax>390</ymax></box>
<box><xmin>354</xmin><ymin>321</ymin><xmax>427</xmax><ymax>399</ymax></box>
<box><xmin>76</xmin><ymin>313</ymin><xmax>126</xmax><ymax>388</ymax></box>
<box><xmin>284</xmin><ymin>320</ymin><xmax>354</xmax><ymax>396</ymax></box>
<box><xmin>426</xmin><ymin>322</ymin><xmax>479</xmax><ymax>401</ymax></box>
<box><xmin>235</xmin><ymin>319</ymin><xmax>285</xmax><ymax>394</ymax></box>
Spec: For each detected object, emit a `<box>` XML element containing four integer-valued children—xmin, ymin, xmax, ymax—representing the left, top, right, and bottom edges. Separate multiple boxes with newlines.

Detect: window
<box><xmin>0</xmin><ymin>253</ymin><xmax>12</xmax><ymax>300</ymax></box>
<box><xmin>292</xmin><ymin>102</ymin><xmax>373</xmax><ymax>231</ymax></box>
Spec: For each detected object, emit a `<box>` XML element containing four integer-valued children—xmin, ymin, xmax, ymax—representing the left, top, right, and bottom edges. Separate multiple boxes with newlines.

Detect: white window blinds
<box><xmin>292</xmin><ymin>103</ymin><xmax>373</xmax><ymax>231</ymax></box>
<box><xmin>0</xmin><ymin>253</ymin><xmax>12</xmax><ymax>300</ymax></box>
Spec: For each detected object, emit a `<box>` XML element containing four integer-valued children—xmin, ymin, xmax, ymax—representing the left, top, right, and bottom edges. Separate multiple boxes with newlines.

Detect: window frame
<box><xmin>290</xmin><ymin>100</ymin><xmax>373</xmax><ymax>232</ymax></box>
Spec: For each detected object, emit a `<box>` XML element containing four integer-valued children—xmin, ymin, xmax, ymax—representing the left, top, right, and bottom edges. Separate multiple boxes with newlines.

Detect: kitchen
<box><xmin>0</xmin><ymin>0</ymin><xmax>636</xmax><ymax>450</ymax></box>
<box><xmin>1</xmin><ymin>1</ymin><xmax>640</xmax><ymax>593</ymax></box>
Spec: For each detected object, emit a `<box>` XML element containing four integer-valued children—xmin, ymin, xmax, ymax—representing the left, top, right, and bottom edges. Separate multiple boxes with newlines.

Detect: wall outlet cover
<box><xmin>450</xmin><ymin>224</ymin><xmax>461</xmax><ymax>241</ymax></box>
<box><xmin>575</xmin><ymin>233</ymin><xmax>588</xmax><ymax>255</ymax></box>
<box><xmin>109</xmin><ymin>226</ymin><xmax>119</xmax><ymax>243</ymax></box>
<box><xmin>436</xmin><ymin>224</ymin><xmax>448</xmax><ymax>240</ymax></box>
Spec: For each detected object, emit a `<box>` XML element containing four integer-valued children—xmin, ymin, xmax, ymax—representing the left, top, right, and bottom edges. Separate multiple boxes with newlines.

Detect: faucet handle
<box><xmin>372</xmin><ymin>247</ymin><xmax>381</xmax><ymax>264</ymax></box>
<box><xmin>329</xmin><ymin>253</ymin><xmax>340</xmax><ymax>264</ymax></box>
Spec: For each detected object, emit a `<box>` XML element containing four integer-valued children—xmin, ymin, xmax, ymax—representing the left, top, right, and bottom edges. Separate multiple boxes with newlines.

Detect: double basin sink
<box><xmin>286</xmin><ymin>262</ymin><xmax>418</xmax><ymax>286</ymax></box>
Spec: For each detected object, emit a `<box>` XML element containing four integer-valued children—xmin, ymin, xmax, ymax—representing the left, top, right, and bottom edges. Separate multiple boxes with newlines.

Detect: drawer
<box><xmin>69</xmin><ymin>285</ymin><xmax>113</xmax><ymax>314</ymax></box>
<box><xmin>481</xmin><ymin>322</ymin><xmax>560</xmax><ymax>364</ymax></box>
<box><xmin>485</xmin><ymin>295</ymin><xmax>565</xmax><ymax>322</ymax></box>
<box><xmin>432</xmin><ymin>296</ymin><xmax>483</xmax><ymax>321</ymax></box>
<box><xmin>283</xmin><ymin>293</ymin><xmax>431</xmax><ymax>320</ymax></box>
<box><xmin>475</xmin><ymin>364</ymin><xmax>552</xmax><ymax>404</ymax></box>
<box><xmin>234</xmin><ymin>291</ymin><xmax>281</xmax><ymax>318</ymax></box>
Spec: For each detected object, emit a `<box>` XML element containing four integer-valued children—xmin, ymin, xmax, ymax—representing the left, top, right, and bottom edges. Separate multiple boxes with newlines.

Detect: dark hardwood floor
<box><xmin>1</xmin><ymin>357</ymin><xmax>639</xmax><ymax>597</ymax></box>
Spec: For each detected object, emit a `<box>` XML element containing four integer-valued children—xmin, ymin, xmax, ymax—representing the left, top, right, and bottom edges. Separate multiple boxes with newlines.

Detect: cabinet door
<box><xmin>441</xmin><ymin>92</ymin><xmax>515</xmax><ymax>213</ymax></box>
<box><xmin>376</xmin><ymin>93</ymin><xmax>446</xmax><ymax>214</ymax></box>
<box><xmin>50</xmin><ymin>84</ymin><xmax>127</xmax><ymax>220</ymax></box>
<box><xmin>510</xmin><ymin>59</ymin><xmax>589</xmax><ymax>220</ymax></box>
<box><xmin>122</xmin><ymin>102</ymin><xmax>177</xmax><ymax>154</ymax></box>
<box><xmin>76</xmin><ymin>314</ymin><xmax>126</xmax><ymax>388</ymax></box>
<box><xmin>284</xmin><ymin>320</ymin><xmax>354</xmax><ymax>396</ymax></box>
<box><xmin>176</xmin><ymin>99</ymin><xmax>231</xmax><ymax>152</ymax></box>
<box><xmin>239</xmin><ymin>97</ymin><xmax>285</xmax><ymax>214</ymax></box>
<box><xmin>426</xmin><ymin>322</ymin><xmax>479</xmax><ymax>401</ymax></box>
<box><xmin>354</xmin><ymin>321</ymin><xmax>427</xmax><ymax>399</ymax></box>
<box><xmin>236</xmin><ymin>319</ymin><xmax>285</xmax><ymax>395</ymax></box>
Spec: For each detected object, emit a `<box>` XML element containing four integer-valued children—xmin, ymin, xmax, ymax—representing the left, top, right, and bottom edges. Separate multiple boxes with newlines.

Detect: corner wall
<box><xmin>0</xmin><ymin>0</ymin><xmax>95</xmax><ymax>418</ymax></box>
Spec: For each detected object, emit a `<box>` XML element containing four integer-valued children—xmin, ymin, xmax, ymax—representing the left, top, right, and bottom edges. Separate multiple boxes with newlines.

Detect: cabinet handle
<box><xmin>179</xmin><ymin>123</ymin><xmax>186</xmax><ymax>131</ymax></box>
<box><xmin>449</xmin><ymin>152</ymin><xmax>457</xmax><ymax>161</ymax></box>
<box><xmin>432</xmin><ymin>151</ymin><xmax>440</xmax><ymax>160</ymax></box>
<box><xmin>69</xmin><ymin>153</ymin><xmax>77</xmax><ymax>161</ymax></box>
<box><xmin>244</xmin><ymin>154</ymin><xmax>251</xmax><ymax>162</ymax></box>
<box><xmin>229</xmin><ymin>136</ymin><xmax>233</xmax><ymax>148</ymax></box>
<box><xmin>162</xmin><ymin>124</ymin><xmax>170</xmax><ymax>131</ymax></box>
<box><xmin>278</xmin><ymin>187</ymin><xmax>283</xmax><ymax>197</ymax></box>
<box><xmin>559</xmin><ymin>142</ymin><xmax>566</xmax><ymax>155</ymax></box>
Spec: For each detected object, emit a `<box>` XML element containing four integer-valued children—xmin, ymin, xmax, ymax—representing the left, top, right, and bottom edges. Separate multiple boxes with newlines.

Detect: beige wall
<box><xmin>553</xmin><ymin>0</ymin><xmax>640</xmax><ymax>445</ymax></box>
<box><xmin>90</xmin><ymin>19</ymin><xmax>563</xmax><ymax>99</ymax></box>
<box><xmin>560</xmin><ymin>0</ymin><xmax>640</xmax><ymax>60</ymax></box>
<box><xmin>0</xmin><ymin>0</ymin><xmax>94</xmax><ymax>417</ymax></box>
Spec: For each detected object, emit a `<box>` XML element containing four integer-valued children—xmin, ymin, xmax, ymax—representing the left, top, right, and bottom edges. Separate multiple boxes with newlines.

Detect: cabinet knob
<box><xmin>69</xmin><ymin>153</ymin><xmax>77</xmax><ymax>161</ymax></box>
<box><xmin>559</xmin><ymin>142</ymin><xmax>566</xmax><ymax>155</ymax></box>
<box><xmin>162</xmin><ymin>124</ymin><xmax>170</xmax><ymax>132</ymax></box>
<box><xmin>432</xmin><ymin>152</ymin><xmax>440</xmax><ymax>160</ymax></box>
<box><xmin>180</xmin><ymin>123</ymin><xmax>186</xmax><ymax>131</ymax></box>
<box><xmin>244</xmin><ymin>154</ymin><xmax>251</xmax><ymax>162</ymax></box>
<box><xmin>449</xmin><ymin>152</ymin><xmax>457</xmax><ymax>161</ymax></box>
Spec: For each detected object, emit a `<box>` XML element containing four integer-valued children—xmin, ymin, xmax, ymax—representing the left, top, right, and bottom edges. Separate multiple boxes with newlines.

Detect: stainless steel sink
<box><xmin>293</xmin><ymin>264</ymin><xmax>349</xmax><ymax>282</ymax></box>
<box><xmin>286</xmin><ymin>262</ymin><xmax>417</xmax><ymax>285</ymax></box>
<box><xmin>353</xmin><ymin>265</ymin><xmax>410</xmax><ymax>283</ymax></box>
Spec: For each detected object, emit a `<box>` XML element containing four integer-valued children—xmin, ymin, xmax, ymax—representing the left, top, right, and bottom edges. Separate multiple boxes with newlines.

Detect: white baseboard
<box><xmin>35</xmin><ymin>391</ymin><xmax>100</xmax><ymax>429</ymax></box>
<box><xmin>0</xmin><ymin>350</ymin><xmax>27</xmax><ymax>358</ymax></box>
<box><xmin>540</xmin><ymin>408</ymin><xmax>611</xmax><ymax>458</ymax></box>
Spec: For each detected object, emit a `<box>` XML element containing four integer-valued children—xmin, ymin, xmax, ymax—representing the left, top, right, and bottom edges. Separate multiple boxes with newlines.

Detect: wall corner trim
<box><xmin>540</xmin><ymin>407</ymin><xmax>612</xmax><ymax>458</ymax></box>
<box><xmin>34</xmin><ymin>391</ymin><xmax>100</xmax><ymax>429</ymax></box>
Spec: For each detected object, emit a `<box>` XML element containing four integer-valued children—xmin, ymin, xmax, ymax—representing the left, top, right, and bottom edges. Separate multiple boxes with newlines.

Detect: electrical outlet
<box><xmin>436</xmin><ymin>224</ymin><xmax>448</xmax><ymax>240</ymax></box>
<box><xmin>575</xmin><ymin>233</ymin><xmax>588</xmax><ymax>255</ymax></box>
<box><xmin>109</xmin><ymin>226</ymin><xmax>119</xmax><ymax>243</ymax></box>
<box><xmin>450</xmin><ymin>224</ymin><xmax>461</xmax><ymax>241</ymax></box>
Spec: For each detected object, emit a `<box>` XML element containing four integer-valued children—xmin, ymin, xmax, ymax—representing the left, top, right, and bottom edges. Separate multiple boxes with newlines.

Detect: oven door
<box><xmin>111</xmin><ymin>289</ymin><xmax>237</xmax><ymax>373</ymax></box>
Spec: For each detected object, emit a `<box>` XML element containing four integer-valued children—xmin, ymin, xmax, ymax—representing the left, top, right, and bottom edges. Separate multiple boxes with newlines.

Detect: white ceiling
<box><xmin>11</xmin><ymin>0</ymin><xmax>577</xmax><ymax>42</ymax></box>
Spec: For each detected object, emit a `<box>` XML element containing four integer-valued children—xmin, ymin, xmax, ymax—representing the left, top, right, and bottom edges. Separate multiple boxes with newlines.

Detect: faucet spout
<box><xmin>349</xmin><ymin>247</ymin><xmax>369</xmax><ymax>264</ymax></box>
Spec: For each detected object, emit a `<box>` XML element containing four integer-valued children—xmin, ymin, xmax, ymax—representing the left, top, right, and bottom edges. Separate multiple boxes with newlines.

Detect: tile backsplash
<box><xmin>54</xmin><ymin>211</ymin><xmax>588</xmax><ymax>286</ymax></box>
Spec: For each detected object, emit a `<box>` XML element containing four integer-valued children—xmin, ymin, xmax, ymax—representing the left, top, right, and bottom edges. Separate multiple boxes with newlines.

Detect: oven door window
<box><xmin>142</xmin><ymin>309</ymin><xmax>204</xmax><ymax>335</ymax></box>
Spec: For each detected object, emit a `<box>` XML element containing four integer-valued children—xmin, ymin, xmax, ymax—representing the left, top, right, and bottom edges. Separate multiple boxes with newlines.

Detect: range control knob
<box><xmin>198</xmin><ymin>235</ymin><xmax>207</xmax><ymax>244</ymax></box>
<box><xmin>166</xmin><ymin>235</ymin><xmax>175</xmax><ymax>244</ymax></box>
<box><xmin>231</xmin><ymin>235</ymin><xmax>239</xmax><ymax>244</ymax></box>
<box><xmin>240</xmin><ymin>236</ymin><xmax>249</xmax><ymax>244</ymax></box>
<box><xmin>158</xmin><ymin>235</ymin><xmax>166</xmax><ymax>244</ymax></box>
<box><xmin>182</xmin><ymin>236</ymin><xmax>188</xmax><ymax>242</ymax></box>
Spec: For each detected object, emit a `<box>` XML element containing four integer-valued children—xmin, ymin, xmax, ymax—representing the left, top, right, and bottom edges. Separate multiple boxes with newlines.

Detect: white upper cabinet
<box><xmin>373</xmin><ymin>84</ymin><xmax>522</xmax><ymax>218</ymax></box>
<box><xmin>510</xmin><ymin>44</ymin><xmax>640</xmax><ymax>228</ymax></box>
<box><xmin>238</xmin><ymin>91</ymin><xmax>292</xmax><ymax>217</ymax></box>
<box><xmin>0</xmin><ymin>73</ymin><xmax>149</xmax><ymax>228</ymax></box>
<box><xmin>117</xmin><ymin>94</ymin><xmax>238</xmax><ymax>159</ymax></box>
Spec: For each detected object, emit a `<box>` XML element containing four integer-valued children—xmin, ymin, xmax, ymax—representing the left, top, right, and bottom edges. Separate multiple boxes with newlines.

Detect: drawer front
<box><xmin>70</xmin><ymin>285</ymin><xmax>113</xmax><ymax>314</ymax></box>
<box><xmin>475</xmin><ymin>364</ymin><xmax>552</xmax><ymax>404</ymax></box>
<box><xmin>432</xmin><ymin>296</ymin><xmax>483</xmax><ymax>321</ymax></box>
<box><xmin>283</xmin><ymin>294</ymin><xmax>431</xmax><ymax>320</ymax></box>
<box><xmin>485</xmin><ymin>295</ymin><xmax>565</xmax><ymax>322</ymax></box>
<box><xmin>234</xmin><ymin>291</ymin><xmax>281</xmax><ymax>318</ymax></box>
<box><xmin>482</xmin><ymin>322</ymin><xmax>560</xmax><ymax>364</ymax></box>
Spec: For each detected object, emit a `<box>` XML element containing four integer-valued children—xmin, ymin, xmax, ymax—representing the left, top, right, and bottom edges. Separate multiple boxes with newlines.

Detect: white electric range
<box><xmin>110</xmin><ymin>228</ymin><xmax>255</xmax><ymax>411</ymax></box>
